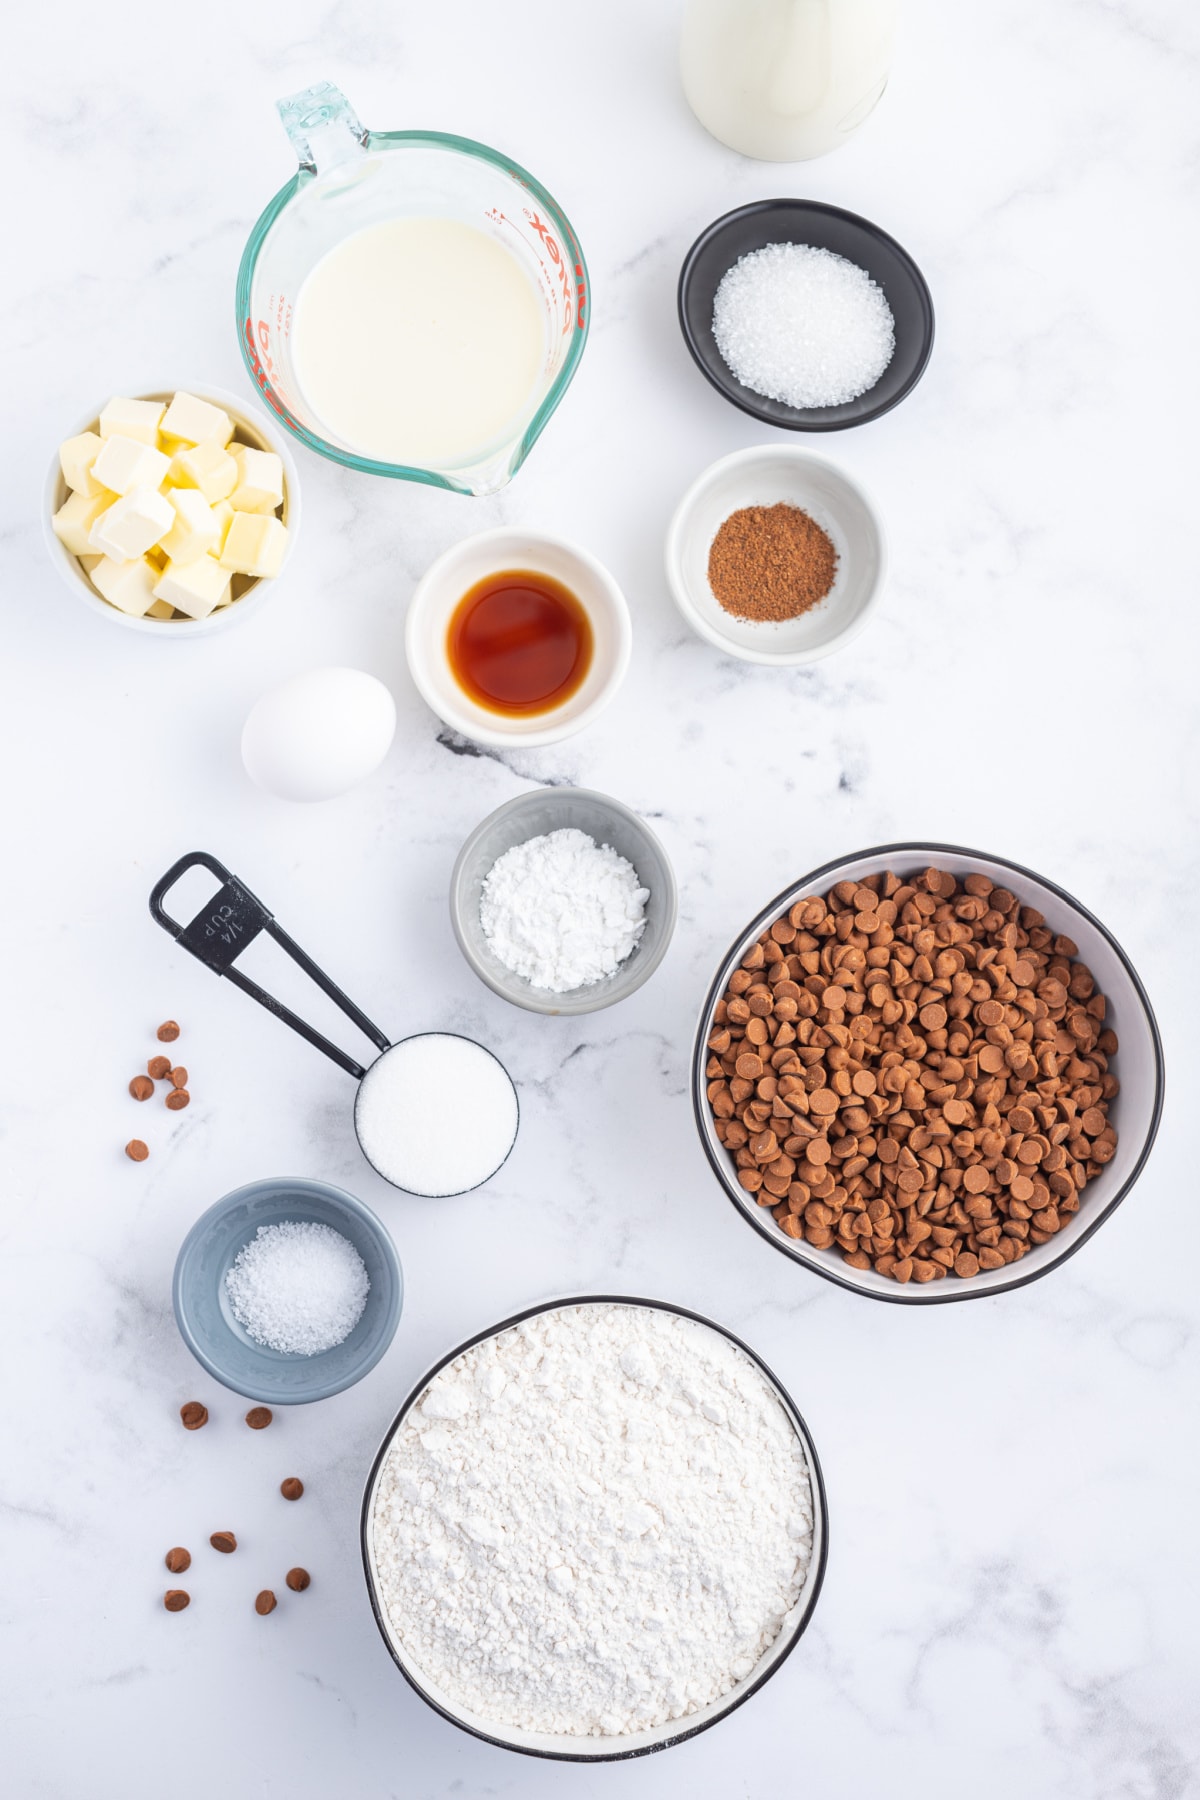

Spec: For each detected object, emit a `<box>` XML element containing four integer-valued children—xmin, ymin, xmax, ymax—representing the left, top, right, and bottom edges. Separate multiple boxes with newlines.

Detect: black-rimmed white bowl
<box><xmin>360</xmin><ymin>1294</ymin><xmax>827</xmax><ymax>1760</ymax></box>
<box><xmin>692</xmin><ymin>844</ymin><xmax>1164</xmax><ymax>1304</ymax></box>
<box><xmin>678</xmin><ymin>200</ymin><xmax>934</xmax><ymax>432</ymax></box>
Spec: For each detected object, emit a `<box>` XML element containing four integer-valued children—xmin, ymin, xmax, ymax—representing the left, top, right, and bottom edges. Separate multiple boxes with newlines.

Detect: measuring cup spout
<box><xmin>277</xmin><ymin>81</ymin><xmax>369</xmax><ymax>179</ymax></box>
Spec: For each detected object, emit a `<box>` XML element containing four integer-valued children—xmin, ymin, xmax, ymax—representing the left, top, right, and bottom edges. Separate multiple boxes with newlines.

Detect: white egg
<box><xmin>241</xmin><ymin>667</ymin><xmax>396</xmax><ymax>801</ymax></box>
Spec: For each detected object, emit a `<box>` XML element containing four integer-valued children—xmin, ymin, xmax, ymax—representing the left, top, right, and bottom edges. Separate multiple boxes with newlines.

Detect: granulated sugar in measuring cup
<box><xmin>236</xmin><ymin>81</ymin><xmax>589</xmax><ymax>497</ymax></box>
<box><xmin>150</xmin><ymin>853</ymin><xmax>518</xmax><ymax>1197</ymax></box>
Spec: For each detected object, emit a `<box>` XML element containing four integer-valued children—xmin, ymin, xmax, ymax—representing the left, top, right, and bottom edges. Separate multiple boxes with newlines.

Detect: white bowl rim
<box><xmin>404</xmin><ymin>524</ymin><xmax>633</xmax><ymax>748</ymax></box>
<box><xmin>448</xmin><ymin>786</ymin><xmax>679</xmax><ymax>1015</ymax></box>
<box><xmin>359</xmin><ymin>1290</ymin><xmax>829</xmax><ymax>1761</ymax></box>
<box><xmin>664</xmin><ymin>444</ymin><xmax>888</xmax><ymax>667</ymax></box>
<box><xmin>43</xmin><ymin>380</ymin><xmax>301</xmax><ymax>637</ymax></box>
<box><xmin>692</xmin><ymin>840</ymin><xmax>1166</xmax><ymax>1304</ymax></box>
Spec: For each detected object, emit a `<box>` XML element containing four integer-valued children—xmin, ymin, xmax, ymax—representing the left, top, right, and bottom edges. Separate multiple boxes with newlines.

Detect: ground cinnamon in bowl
<box><xmin>707</xmin><ymin>503</ymin><xmax>838</xmax><ymax>622</ymax></box>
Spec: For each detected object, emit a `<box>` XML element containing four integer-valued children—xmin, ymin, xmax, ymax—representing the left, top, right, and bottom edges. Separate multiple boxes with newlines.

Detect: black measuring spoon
<box><xmin>150</xmin><ymin>852</ymin><xmax>519</xmax><ymax>1197</ymax></box>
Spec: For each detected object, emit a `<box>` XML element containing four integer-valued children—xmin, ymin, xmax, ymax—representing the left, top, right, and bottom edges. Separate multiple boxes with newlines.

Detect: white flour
<box><xmin>369</xmin><ymin>1303</ymin><xmax>814</xmax><ymax>1737</ymax></box>
<box><xmin>479</xmin><ymin>827</ymin><xmax>648</xmax><ymax>993</ymax></box>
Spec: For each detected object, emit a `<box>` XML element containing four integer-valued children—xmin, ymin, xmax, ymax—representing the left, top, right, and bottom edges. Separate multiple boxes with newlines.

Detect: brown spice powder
<box><xmin>708</xmin><ymin>503</ymin><xmax>838</xmax><ymax>623</ymax></box>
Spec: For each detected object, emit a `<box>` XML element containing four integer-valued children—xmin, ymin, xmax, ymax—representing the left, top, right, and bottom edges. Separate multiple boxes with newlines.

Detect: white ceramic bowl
<box><xmin>665</xmin><ymin>445</ymin><xmax>886</xmax><ymax>665</ymax></box>
<box><xmin>404</xmin><ymin>526</ymin><xmax>632</xmax><ymax>748</ymax></box>
<box><xmin>693</xmin><ymin>843</ymin><xmax>1164</xmax><ymax>1304</ymax></box>
<box><xmin>43</xmin><ymin>383</ymin><xmax>300</xmax><ymax>636</ymax></box>
<box><xmin>360</xmin><ymin>1294</ymin><xmax>828</xmax><ymax>1761</ymax></box>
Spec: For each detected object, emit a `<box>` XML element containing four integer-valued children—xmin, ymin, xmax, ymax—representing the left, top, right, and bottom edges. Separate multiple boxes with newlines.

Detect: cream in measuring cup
<box><xmin>236</xmin><ymin>83</ymin><xmax>589</xmax><ymax>497</ymax></box>
<box><xmin>293</xmin><ymin>218</ymin><xmax>546</xmax><ymax>468</ymax></box>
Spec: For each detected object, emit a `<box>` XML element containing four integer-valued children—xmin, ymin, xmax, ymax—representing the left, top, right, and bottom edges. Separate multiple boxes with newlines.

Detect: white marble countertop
<box><xmin>5</xmin><ymin>1</ymin><xmax>1198</xmax><ymax>1795</ymax></box>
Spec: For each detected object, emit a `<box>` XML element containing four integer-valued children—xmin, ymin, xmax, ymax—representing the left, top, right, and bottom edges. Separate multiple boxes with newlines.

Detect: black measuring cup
<box><xmin>150</xmin><ymin>852</ymin><xmax>519</xmax><ymax>1197</ymax></box>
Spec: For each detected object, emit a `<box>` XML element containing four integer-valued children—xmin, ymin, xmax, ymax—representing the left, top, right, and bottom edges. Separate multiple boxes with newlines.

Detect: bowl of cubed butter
<box><xmin>44</xmin><ymin>385</ymin><xmax>300</xmax><ymax>634</ymax></box>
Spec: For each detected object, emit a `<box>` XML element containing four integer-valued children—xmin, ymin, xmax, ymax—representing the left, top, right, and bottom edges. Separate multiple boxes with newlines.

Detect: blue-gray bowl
<box><xmin>172</xmin><ymin>1177</ymin><xmax>403</xmax><ymax>1404</ymax></box>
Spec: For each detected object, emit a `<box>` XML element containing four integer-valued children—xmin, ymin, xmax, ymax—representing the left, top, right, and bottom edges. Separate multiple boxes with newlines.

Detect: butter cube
<box><xmin>98</xmin><ymin>397</ymin><xmax>165</xmax><ymax>445</ymax></box>
<box><xmin>89</xmin><ymin>486</ymin><xmax>175</xmax><ymax>561</ymax></box>
<box><xmin>90</xmin><ymin>555</ymin><xmax>160</xmax><ymax>617</ymax></box>
<box><xmin>147</xmin><ymin>598</ymin><xmax>176</xmax><ymax>620</ymax></box>
<box><xmin>92</xmin><ymin>433</ymin><xmax>170</xmax><ymax>497</ymax></box>
<box><xmin>59</xmin><ymin>431</ymin><xmax>110</xmax><ymax>497</ymax></box>
<box><xmin>160</xmin><ymin>488</ymin><xmax>221</xmax><ymax>562</ymax></box>
<box><xmin>168</xmin><ymin>439</ymin><xmax>238</xmax><ymax>503</ymax></box>
<box><xmin>153</xmin><ymin>555</ymin><xmax>231</xmax><ymax>620</ymax></box>
<box><xmin>210</xmin><ymin>499</ymin><xmax>235</xmax><ymax>553</ymax></box>
<box><xmin>52</xmin><ymin>488</ymin><xmax>114</xmax><ymax>555</ymax></box>
<box><xmin>228</xmin><ymin>445</ymin><xmax>284</xmax><ymax>514</ymax></box>
<box><xmin>219</xmin><ymin>511</ymin><xmax>288</xmax><ymax>578</ymax></box>
<box><xmin>160</xmin><ymin>391</ymin><xmax>234</xmax><ymax>448</ymax></box>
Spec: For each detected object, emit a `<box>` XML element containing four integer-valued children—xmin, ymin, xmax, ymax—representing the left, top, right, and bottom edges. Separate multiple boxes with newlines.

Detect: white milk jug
<box><xmin>681</xmin><ymin>0</ymin><xmax>898</xmax><ymax>162</ymax></box>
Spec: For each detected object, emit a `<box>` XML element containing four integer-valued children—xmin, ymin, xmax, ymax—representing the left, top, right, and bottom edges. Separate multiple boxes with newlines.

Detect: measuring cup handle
<box><xmin>148</xmin><ymin>850</ymin><xmax>391</xmax><ymax>1081</ymax></box>
<box><xmin>277</xmin><ymin>81</ymin><xmax>369</xmax><ymax>177</ymax></box>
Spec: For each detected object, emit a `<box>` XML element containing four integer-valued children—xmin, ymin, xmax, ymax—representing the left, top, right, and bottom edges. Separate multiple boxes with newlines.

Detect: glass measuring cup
<box><xmin>150</xmin><ymin>852</ymin><xmax>519</xmax><ymax>1197</ymax></box>
<box><xmin>235</xmin><ymin>81</ymin><xmax>589</xmax><ymax>497</ymax></box>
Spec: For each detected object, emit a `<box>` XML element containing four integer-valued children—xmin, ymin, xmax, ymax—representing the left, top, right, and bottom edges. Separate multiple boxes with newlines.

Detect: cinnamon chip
<box><xmin>704</xmin><ymin>865</ymin><xmax>1119</xmax><ymax>1286</ymax></box>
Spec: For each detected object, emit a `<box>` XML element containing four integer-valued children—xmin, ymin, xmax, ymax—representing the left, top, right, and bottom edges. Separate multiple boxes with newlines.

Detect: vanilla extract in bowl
<box><xmin>446</xmin><ymin>569</ymin><xmax>594</xmax><ymax>717</ymax></box>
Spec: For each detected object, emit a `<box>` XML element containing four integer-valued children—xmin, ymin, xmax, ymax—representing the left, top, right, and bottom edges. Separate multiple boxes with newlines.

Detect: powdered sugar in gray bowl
<box><xmin>450</xmin><ymin>789</ymin><xmax>678</xmax><ymax>1016</ymax></box>
<box><xmin>360</xmin><ymin>1295</ymin><xmax>827</xmax><ymax>1761</ymax></box>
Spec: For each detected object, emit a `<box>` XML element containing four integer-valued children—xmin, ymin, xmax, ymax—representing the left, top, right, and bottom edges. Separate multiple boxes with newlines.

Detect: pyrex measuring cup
<box><xmin>236</xmin><ymin>81</ymin><xmax>589</xmax><ymax>497</ymax></box>
<box><xmin>150</xmin><ymin>852</ymin><xmax>519</xmax><ymax>1197</ymax></box>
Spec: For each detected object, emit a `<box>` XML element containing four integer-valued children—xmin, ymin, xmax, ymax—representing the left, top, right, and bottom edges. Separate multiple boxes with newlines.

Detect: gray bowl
<box><xmin>450</xmin><ymin>788</ymin><xmax>678</xmax><ymax>1016</ymax></box>
<box><xmin>172</xmin><ymin>1177</ymin><xmax>403</xmax><ymax>1403</ymax></box>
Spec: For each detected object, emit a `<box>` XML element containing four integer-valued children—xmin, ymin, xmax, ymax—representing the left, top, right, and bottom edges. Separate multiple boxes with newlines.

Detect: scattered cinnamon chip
<box><xmin>245</xmin><ymin>1407</ymin><xmax>272</xmax><ymax>1430</ymax></box>
<box><xmin>280</xmin><ymin>1478</ymin><xmax>304</xmax><ymax>1501</ymax></box>
<box><xmin>285</xmin><ymin>1567</ymin><xmax>310</xmax><ymax>1592</ymax></box>
<box><xmin>169</xmin><ymin>1067</ymin><xmax>188</xmax><ymax>1089</ymax></box>
<box><xmin>148</xmin><ymin>1055</ymin><xmax>172</xmax><ymax>1081</ymax></box>
<box><xmin>157</xmin><ymin>1021</ymin><xmax>181</xmax><ymax>1042</ymax></box>
<box><xmin>165</xmin><ymin>1547</ymin><xmax>191</xmax><ymax>1574</ymax></box>
<box><xmin>125</xmin><ymin>1139</ymin><xmax>150</xmax><ymax>1163</ymax></box>
<box><xmin>164</xmin><ymin>1589</ymin><xmax>190</xmax><ymax>1612</ymax></box>
<box><xmin>129</xmin><ymin>1075</ymin><xmax>154</xmax><ymax>1102</ymax></box>
<box><xmin>210</xmin><ymin>1531</ymin><xmax>237</xmax><ymax>1555</ymax></box>
<box><xmin>165</xmin><ymin>1088</ymin><xmax>190</xmax><ymax>1111</ymax></box>
<box><xmin>254</xmin><ymin>1590</ymin><xmax>277</xmax><ymax>1616</ymax></box>
<box><xmin>179</xmin><ymin>1401</ymin><xmax>208</xmax><ymax>1430</ymax></box>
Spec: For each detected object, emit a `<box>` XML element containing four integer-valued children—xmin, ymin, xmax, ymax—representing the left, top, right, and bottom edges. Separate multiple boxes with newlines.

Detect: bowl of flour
<box><xmin>360</xmin><ymin>1296</ymin><xmax>826</xmax><ymax>1759</ymax></box>
<box><xmin>450</xmin><ymin>788</ymin><xmax>678</xmax><ymax>1015</ymax></box>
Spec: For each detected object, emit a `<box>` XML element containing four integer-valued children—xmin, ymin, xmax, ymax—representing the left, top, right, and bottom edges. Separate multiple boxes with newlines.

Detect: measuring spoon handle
<box><xmin>149</xmin><ymin>851</ymin><xmax>391</xmax><ymax>1081</ymax></box>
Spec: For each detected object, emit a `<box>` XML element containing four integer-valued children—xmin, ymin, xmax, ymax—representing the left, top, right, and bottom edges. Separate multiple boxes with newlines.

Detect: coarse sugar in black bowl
<box><xmin>678</xmin><ymin>199</ymin><xmax>934</xmax><ymax>431</ymax></box>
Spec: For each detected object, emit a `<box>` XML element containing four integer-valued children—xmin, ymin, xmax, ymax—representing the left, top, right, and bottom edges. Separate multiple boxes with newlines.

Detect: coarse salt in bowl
<box><xmin>172</xmin><ymin>1177</ymin><xmax>402</xmax><ymax>1403</ymax></box>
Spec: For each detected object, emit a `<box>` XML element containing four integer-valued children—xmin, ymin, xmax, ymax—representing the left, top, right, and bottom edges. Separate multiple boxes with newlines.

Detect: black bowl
<box><xmin>678</xmin><ymin>199</ymin><xmax>935</xmax><ymax>431</ymax></box>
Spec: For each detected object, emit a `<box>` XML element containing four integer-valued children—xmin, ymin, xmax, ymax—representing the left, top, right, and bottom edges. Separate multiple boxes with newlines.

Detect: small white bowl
<box><xmin>404</xmin><ymin>526</ymin><xmax>632</xmax><ymax>748</ymax></box>
<box><xmin>43</xmin><ymin>383</ymin><xmax>301</xmax><ymax>636</ymax></box>
<box><xmin>665</xmin><ymin>445</ymin><xmax>886</xmax><ymax>665</ymax></box>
